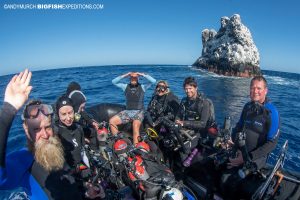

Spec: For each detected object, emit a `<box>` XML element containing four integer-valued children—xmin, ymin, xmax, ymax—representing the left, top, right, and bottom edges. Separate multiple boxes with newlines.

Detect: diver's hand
<box><xmin>130</xmin><ymin>72</ymin><xmax>139</xmax><ymax>77</ymax></box>
<box><xmin>221</xmin><ymin>139</ymin><xmax>234</xmax><ymax>150</ymax></box>
<box><xmin>4</xmin><ymin>69</ymin><xmax>32</xmax><ymax>110</ymax></box>
<box><xmin>175</xmin><ymin>120</ymin><xmax>183</xmax><ymax>127</ymax></box>
<box><xmin>122</xmin><ymin>72</ymin><xmax>132</xmax><ymax>77</ymax></box>
<box><xmin>227</xmin><ymin>150</ymin><xmax>244</xmax><ymax>168</ymax></box>
<box><xmin>136</xmin><ymin>72</ymin><xmax>145</xmax><ymax>76</ymax></box>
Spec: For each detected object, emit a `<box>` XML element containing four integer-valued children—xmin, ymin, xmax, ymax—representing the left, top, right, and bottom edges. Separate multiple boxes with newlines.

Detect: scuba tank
<box><xmin>113</xmin><ymin>138</ymin><xmax>150</xmax><ymax>181</ymax></box>
<box><xmin>127</xmin><ymin>155</ymin><xmax>150</xmax><ymax>182</ymax></box>
<box><xmin>97</xmin><ymin>126</ymin><xmax>109</xmax><ymax>152</ymax></box>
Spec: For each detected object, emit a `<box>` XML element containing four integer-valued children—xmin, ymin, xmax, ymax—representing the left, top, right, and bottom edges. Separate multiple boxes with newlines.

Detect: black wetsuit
<box><xmin>0</xmin><ymin>102</ymin><xmax>82</xmax><ymax>200</ymax></box>
<box><xmin>147</xmin><ymin>91</ymin><xmax>180</xmax><ymax>125</ymax></box>
<box><xmin>54</xmin><ymin>122</ymin><xmax>85</xmax><ymax>169</ymax></box>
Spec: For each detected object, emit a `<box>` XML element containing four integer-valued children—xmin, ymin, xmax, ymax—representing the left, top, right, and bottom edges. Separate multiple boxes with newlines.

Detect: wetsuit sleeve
<box><xmin>141</xmin><ymin>74</ymin><xmax>156</xmax><ymax>91</ymax></box>
<box><xmin>183</xmin><ymin>100</ymin><xmax>210</xmax><ymax>130</ymax></box>
<box><xmin>264</xmin><ymin>103</ymin><xmax>280</xmax><ymax>140</ymax></box>
<box><xmin>249</xmin><ymin>103</ymin><xmax>280</xmax><ymax>161</ymax></box>
<box><xmin>0</xmin><ymin>102</ymin><xmax>28</xmax><ymax>190</ymax></box>
<box><xmin>0</xmin><ymin>102</ymin><xmax>17</xmax><ymax>168</ymax></box>
<box><xmin>250</xmin><ymin>135</ymin><xmax>279</xmax><ymax>161</ymax></box>
<box><xmin>112</xmin><ymin>75</ymin><xmax>127</xmax><ymax>91</ymax></box>
<box><xmin>80</xmin><ymin>111</ymin><xmax>95</xmax><ymax>126</ymax></box>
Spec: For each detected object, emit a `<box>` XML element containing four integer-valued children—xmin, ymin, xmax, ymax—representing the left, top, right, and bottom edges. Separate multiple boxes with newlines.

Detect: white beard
<box><xmin>30</xmin><ymin>136</ymin><xmax>65</xmax><ymax>172</ymax></box>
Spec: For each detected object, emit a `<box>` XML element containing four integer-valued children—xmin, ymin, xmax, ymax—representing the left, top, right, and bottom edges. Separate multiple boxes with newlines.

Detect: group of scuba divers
<box><xmin>0</xmin><ymin>69</ymin><xmax>284</xmax><ymax>200</ymax></box>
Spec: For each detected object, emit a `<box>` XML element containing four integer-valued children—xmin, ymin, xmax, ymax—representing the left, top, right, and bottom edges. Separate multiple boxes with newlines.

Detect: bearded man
<box><xmin>0</xmin><ymin>69</ymin><xmax>83</xmax><ymax>200</ymax></box>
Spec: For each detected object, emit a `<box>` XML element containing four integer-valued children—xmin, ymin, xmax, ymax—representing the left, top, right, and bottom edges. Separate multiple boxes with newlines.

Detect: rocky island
<box><xmin>193</xmin><ymin>14</ymin><xmax>261</xmax><ymax>77</ymax></box>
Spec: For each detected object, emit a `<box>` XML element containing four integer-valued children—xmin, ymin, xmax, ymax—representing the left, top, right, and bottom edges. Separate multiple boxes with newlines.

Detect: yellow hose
<box><xmin>146</xmin><ymin>127</ymin><xmax>159</xmax><ymax>139</ymax></box>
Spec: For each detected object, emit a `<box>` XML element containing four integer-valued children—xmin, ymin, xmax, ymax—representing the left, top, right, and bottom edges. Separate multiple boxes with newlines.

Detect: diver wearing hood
<box><xmin>68</xmin><ymin>90</ymin><xmax>86</xmax><ymax>114</ymax></box>
<box><xmin>54</xmin><ymin>96</ymin><xmax>86</xmax><ymax>170</ymax></box>
<box><xmin>67</xmin><ymin>87</ymin><xmax>98</xmax><ymax>151</ymax></box>
<box><xmin>66</xmin><ymin>81</ymin><xmax>81</xmax><ymax>96</ymax></box>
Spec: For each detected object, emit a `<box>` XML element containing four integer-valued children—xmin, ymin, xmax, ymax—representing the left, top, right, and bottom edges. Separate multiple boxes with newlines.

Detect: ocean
<box><xmin>0</xmin><ymin>65</ymin><xmax>299</xmax><ymax>198</ymax></box>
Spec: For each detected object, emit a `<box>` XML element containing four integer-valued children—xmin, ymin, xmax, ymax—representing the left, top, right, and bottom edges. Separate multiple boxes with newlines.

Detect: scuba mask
<box><xmin>156</xmin><ymin>85</ymin><xmax>167</xmax><ymax>93</ymax></box>
<box><xmin>22</xmin><ymin>100</ymin><xmax>53</xmax><ymax>120</ymax></box>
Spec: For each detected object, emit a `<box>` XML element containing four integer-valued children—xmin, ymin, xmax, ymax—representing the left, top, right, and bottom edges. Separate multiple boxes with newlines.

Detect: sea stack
<box><xmin>193</xmin><ymin>14</ymin><xmax>261</xmax><ymax>77</ymax></box>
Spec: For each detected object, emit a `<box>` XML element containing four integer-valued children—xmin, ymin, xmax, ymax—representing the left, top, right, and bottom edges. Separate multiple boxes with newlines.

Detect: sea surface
<box><xmin>0</xmin><ymin>65</ymin><xmax>299</xmax><ymax>199</ymax></box>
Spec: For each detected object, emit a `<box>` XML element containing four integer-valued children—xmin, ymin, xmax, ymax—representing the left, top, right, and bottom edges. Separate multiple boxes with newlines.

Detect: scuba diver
<box><xmin>68</xmin><ymin>89</ymin><xmax>86</xmax><ymax>115</ymax></box>
<box><xmin>175</xmin><ymin>76</ymin><xmax>217</xmax><ymax>166</ymax></box>
<box><xmin>67</xmin><ymin>89</ymin><xmax>99</xmax><ymax>151</ymax></box>
<box><xmin>219</xmin><ymin>75</ymin><xmax>280</xmax><ymax>199</ymax></box>
<box><xmin>146</xmin><ymin>80</ymin><xmax>180</xmax><ymax>128</ymax></box>
<box><xmin>54</xmin><ymin>95</ymin><xmax>89</xmax><ymax>174</ymax></box>
<box><xmin>109</xmin><ymin>72</ymin><xmax>156</xmax><ymax>144</ymax></box>
<box><xmin>145</xmin><ymin>80</ymin><xmax>180</xmax><ymax>165</ymax></box>
<box><xmin>0</xmin><ymin>70</ymin><xmax>86</xmax><ymax>199</ymax></box>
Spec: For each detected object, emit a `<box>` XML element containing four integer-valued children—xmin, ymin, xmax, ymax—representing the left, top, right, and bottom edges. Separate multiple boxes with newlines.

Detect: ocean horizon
<box><xmin>1</xmin><ymin>64</ymin><xmax>299</xmax><ymax>77</ymax></box>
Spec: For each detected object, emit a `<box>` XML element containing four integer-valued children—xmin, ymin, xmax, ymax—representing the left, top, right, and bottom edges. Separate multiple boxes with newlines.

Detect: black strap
<box><xmin>161</xmin><ymin>93</ymin><xmax>170</xmax><ymax>115</ymax></box>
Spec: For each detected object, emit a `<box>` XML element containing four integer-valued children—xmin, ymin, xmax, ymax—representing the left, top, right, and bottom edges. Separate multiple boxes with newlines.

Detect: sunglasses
<box><xmin>22</xmin><ymin>101</ymin><xmax>53</xmax><ymax>120</ymax></box>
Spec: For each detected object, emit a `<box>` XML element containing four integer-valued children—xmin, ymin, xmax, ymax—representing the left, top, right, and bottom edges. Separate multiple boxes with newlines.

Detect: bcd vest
<box><xmin>149</xmin><ymin>94</ymin><xmax>168</xmax><ymax>117</ymax></box>
<box><xmin>182</xmin><ymin>96</ymin><xmax>202</xmax><ymax>121</ymax></box>
<box><xmin>181</xmin><ymin>94</ymin><xmax>216</xmax><ymax>128</ymax></box>
<box><xmin>242</xmin><ymin>101</ymin><xmax>271</xmax><ymax>152</ymax></box>
<box><xmin>125</xmin><ymin>84</ymin><xmax>145</xmax><ymax>110</ymax></box>
<box><xmin>181</xmin><ymin>94</ymin><xmax>215</xmax><ymax>123</ymax></box>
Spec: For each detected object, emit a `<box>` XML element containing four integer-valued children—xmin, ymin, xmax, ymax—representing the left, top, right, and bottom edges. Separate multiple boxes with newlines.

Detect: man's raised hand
<box><xmin>4</xmin><ymin>69</ymin><xmax>32</xmax><ymax>110</ymax></box>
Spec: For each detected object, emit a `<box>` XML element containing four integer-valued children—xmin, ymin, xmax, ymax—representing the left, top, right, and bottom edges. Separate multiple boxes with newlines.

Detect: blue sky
<box><xmin>0</xmin><ymin>0</ymin><xmax>299</xmax><ymax>75</ymax></box>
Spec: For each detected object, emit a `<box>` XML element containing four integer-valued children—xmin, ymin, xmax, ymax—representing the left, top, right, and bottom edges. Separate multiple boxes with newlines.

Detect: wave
<box><xmin>191</xmin><ymin>67</ymin><xmax>246</xmax><ymax>80</ymax></box>
<box><xmin>264</xmin><ymin>75</ymin><xmax>299</xmax><ymax>87</ymax></box>
<box><xmin>190</xmin><ymin>67</ymin><xmax>299</xmax><ymax>86</ymax></box>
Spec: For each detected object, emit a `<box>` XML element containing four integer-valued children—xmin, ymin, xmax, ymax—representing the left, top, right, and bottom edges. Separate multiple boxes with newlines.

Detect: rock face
<box><xmin>193</xmin><ymin>14</ymin><xmax>261</xmax><ymax>77</ymax></box>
